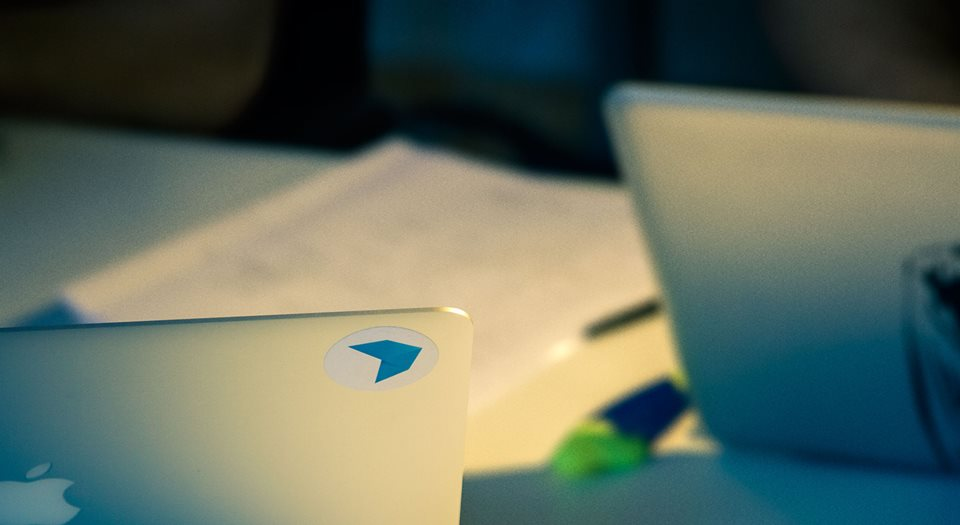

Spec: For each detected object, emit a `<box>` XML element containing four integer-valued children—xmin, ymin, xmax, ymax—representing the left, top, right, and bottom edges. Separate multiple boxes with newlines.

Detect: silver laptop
<box><xmin>0</xmin><ymin>307</ymin><xmax>472</xmax><ymax>524</ymax></box>
<box><xmin>606</xmin><ymin>83</ymin><xmax>960</xmax><ymax>471</ymax></box>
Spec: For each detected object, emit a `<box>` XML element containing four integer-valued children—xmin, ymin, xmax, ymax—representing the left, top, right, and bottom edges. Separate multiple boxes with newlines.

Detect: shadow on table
<box><xmin>462</xmin><ymin>450</ymin><xmax>960</xmax><ymax>524</ymax></box>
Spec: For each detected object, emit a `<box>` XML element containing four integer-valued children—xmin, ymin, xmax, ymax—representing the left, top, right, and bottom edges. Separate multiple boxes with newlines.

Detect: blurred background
<box><xmin>2</xmin><ymin>0</ymin><xmax>958</xmax><ymax>179</ymax></box>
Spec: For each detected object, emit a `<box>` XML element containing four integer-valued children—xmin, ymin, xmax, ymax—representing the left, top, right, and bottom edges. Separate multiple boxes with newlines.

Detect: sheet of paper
<box><xmin>65</xmin><ymin>139</ymin><xmax>657</xmax><ymax>412</ymax></box>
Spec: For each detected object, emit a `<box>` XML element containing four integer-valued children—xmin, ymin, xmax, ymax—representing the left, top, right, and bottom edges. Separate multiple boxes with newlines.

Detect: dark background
<box><xmin>2</xmin><ymin>0</ymin><xmax>958</xmax><ymax>178</ymax></box>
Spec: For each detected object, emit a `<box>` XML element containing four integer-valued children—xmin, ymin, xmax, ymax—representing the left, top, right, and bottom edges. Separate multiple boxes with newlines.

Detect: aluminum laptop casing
<box><xmin>0</xmin><ymin>307</ymin><xmax>472</xmax><ymax>524</ymax></box>
<box><xmin>606</xmin><ymin>83</ymin><xmax>960</xmax><ymax>470</ymax></box>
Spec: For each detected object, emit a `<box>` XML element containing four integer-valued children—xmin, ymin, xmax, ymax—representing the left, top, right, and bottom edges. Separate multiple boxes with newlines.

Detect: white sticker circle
<box><xmin>324</xmin><ymin>326</ymin><xmax>439</xmax><ymax>390</ymax></box>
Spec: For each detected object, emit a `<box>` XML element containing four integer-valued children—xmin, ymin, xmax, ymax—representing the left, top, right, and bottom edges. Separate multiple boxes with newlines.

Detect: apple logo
<box><xmin>0</xmin><ymin>463</ymin><xmax>79</xmax><ymax>525</ymax></box>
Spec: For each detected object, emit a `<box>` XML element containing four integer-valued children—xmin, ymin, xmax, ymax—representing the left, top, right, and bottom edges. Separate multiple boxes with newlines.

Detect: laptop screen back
<box><xmin>607</xmin><ymin>83</ymin><xmax>960</xmax><ymax>470</ymax></box>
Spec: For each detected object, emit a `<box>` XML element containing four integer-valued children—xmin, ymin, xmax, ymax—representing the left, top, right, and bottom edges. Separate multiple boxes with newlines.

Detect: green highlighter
<box><xmin>551</xmin><ymin>377</ymin><xmax>689</xmax><ymax>478</ymax></box>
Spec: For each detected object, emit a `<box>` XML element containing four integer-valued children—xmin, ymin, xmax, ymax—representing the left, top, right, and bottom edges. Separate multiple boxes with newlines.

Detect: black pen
<box><xmin>584</xmin><ymin>298</ymin><xmax>662</xmax><ymax>339</ymax></box>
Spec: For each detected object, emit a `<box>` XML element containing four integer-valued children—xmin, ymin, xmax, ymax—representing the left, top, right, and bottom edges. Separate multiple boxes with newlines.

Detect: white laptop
<box><xmin>606</xmin><ymin>83</ymin><xmax>960</xmax><ymax>471</ymax></box>
<box><xmin>0</xmin><ymin>307</ymin><xmax>472</xmax><ymax>524</ymax></box>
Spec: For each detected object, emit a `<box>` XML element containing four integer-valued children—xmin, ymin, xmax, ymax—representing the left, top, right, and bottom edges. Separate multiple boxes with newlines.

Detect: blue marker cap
<box><xmin>602</xmin><ymin>378</ymin><xmax>688</xmax><ymax>441</ymax></box>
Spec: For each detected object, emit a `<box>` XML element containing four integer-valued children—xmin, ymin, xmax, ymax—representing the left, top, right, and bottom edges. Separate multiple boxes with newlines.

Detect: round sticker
<box><xmin>324</xmin><ymin>326</ymin><xmax>439</xmax><ymax>390</ymax></box>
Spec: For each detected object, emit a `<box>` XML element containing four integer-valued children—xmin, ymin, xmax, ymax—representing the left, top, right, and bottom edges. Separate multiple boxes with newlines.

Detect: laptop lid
<box><xmin>0</xmin><ymin>307</ymin><xmax>472</xmax><ymax>524</ymax></box>
<box><xmin>606</xmin><ymin>83</ymin><xmax>960</xmax><ymax>470</ymax></box>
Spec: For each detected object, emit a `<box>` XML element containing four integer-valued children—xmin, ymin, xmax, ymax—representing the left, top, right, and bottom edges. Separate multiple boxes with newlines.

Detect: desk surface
<box><xmin>4</xmin><ymin>119</ymin><xmax>959</xmax><ymax>524</ymax></box>
<box><xmin>463</xmin><ymin>315</ymin><xmax>960</xmax><ymax>523</ymax></box>
<box><xmin>0</xmin><ymin>119</ymin><xmax>341</xmax><ymax>323</ymax></box>
<box><xmin>2</xmin><ymin>117</ymin><xmax>667</xmax><ymax>468</ymax></box>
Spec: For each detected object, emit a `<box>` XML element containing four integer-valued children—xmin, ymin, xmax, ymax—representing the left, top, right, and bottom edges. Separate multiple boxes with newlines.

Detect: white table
<box><xmin>4</xmin><ymin>119</ymin><xmax>958</xmax><ymax>524</ymax></box>
<box><xmin>0</xmin><ymin>118</ymin><xmax>341</xmax><ymax>323</ymax></box>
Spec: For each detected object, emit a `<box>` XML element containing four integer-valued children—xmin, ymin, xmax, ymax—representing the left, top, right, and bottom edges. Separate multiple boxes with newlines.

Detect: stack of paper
<box><xmin>65</xmin><ymin>139</ymin><xmax>656</xmax><ymax>411</ymax></box>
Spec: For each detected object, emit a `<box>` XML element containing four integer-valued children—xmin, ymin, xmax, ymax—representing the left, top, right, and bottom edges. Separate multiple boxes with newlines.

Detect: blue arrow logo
<box><xmin>349</xmin><ymin>340</ymin><xmax>423</xmax><ymax>383</ymax></box>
